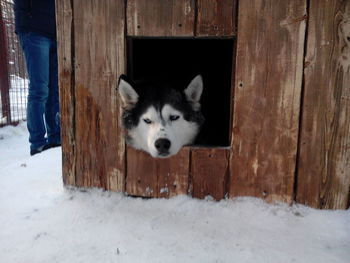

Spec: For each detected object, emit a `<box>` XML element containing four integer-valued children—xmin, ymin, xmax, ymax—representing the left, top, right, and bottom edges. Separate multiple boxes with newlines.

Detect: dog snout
<box><xmin>155</xmin><ymin>138</ymin><xmax>171</xmax><ymax>154</ymax></box>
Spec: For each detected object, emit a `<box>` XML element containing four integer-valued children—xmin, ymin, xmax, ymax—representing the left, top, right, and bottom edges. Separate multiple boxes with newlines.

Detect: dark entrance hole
<box><xmin>127</xmin><ymin>38</ymin><xmax>234</xmax><ymax>147</ymax></box>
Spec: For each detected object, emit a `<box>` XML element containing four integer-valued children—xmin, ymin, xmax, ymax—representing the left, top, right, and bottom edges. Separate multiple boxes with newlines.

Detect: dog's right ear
<box><xmin>118</xmin><ymin>75</ymin><xmax>139</xmax><ymax>109</ymax></box>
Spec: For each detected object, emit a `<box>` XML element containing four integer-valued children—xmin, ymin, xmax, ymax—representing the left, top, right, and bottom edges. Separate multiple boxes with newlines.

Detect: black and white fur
<box><xmin>118</xmin><ymin>75</ymin><xmax>204</xmax><ymax>158</ymax></box>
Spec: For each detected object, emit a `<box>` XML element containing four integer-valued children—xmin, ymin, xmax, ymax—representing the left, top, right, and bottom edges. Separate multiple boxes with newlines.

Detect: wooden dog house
<box><xmin>56</xmin><ymin>0</ymin><xmax>350</xmax><ymax>209</ymax></box>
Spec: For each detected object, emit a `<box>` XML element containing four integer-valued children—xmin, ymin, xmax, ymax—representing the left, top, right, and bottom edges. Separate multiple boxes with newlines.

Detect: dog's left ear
<box><xmin>184</xmin><ymin>75</ymin><xmax>203</xmax><ymax>110</ymax></box>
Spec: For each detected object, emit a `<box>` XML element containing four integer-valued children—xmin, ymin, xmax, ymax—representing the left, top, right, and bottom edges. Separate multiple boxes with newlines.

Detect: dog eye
<box><xmin>143</xmin><ymin>118</ymin><xmax>152</xmax><ymax>124</ymax></box>
<box><xmin>169</xmin><ymin>115</ymin><xmax>180</xmax><ymax>121</ymax></box>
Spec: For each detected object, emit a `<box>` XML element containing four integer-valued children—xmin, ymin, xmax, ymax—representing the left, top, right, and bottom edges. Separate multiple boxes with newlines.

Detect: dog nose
<box><xmin>155</xmin><ymin>138</ymin><xmax>171</xmax><ymax>153</ymax></box>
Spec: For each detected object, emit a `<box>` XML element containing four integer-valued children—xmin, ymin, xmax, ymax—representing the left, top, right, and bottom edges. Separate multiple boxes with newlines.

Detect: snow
<box><xmin>0</xmin><ymin>122</ymin><xmax>349</xmax><ymax>263</ymax></box>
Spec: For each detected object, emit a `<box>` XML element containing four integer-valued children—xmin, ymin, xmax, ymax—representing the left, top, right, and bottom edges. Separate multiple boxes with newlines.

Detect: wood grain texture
<box><xmin>55</xmin><ymin>0</ymin><xmax>75</xmax><ymax>186</ymax></box>
<box><xmin>126</xmin><ymin>147</ymin><xmax>190</xmax><ymax>197</ymax></box>
<box><xmin>73</xmin><ymin>0</ymin><xmax>125</xmax><ymax>190</ymax></box>
<box><xmin>196</xmin><ymin>0</ymin><xmax>237</xmax><ymax>36</ymax></box>
<box><xmin>230</xmin><ymin>0</ymin><xmax>306</xmax><ymax>203</ymax></box>
<box><xmin>127</xmin><ymin>0</ymin><xmax>195</xmax><ymax>36</ymax></box>
<box><xmin>191</xmin><ymin>148</ymin><xmax>230</xmax><ymax>200</ymax></box>
<box><xmin>297</xmin><ymin>0</ymin><xmax>350</xmax><ymax>209</ymax></box>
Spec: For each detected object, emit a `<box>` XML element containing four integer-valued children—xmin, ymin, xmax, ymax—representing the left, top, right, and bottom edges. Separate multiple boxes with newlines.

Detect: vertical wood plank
<box><xmin>126</xmin><ymin>147</ymin><xmax>190</xmax><ymax>197</ymax></box>
<box><xmin>55</xmin><ymin>0</ymin><xmax>75</xmax><ymax>186</ymax></box>
<box><xmin>73</xmin><ymin>0</ymin><xmax>125</xmax><ymax>190</ymax></box>
<box><xmin>297</xmin><ymin>1</ymin><xmax>350</xmax><ymax>209</ymax></box>
<box><xmin>126</xmin><ymin>147</ymin><xmax>158</xmax><ymax>197</ymax></box>
<box><xmin>196</xmin><ymin>0</ymin><xmax>237</xmax><ymax>36</ymax></box>
<box><xmin>158</xmin><ymin>147</ymin><xmax>190</xmax><ymax>198</ymax></box>
<box><xmin>127</xmin><ymin>0</ymin><xmax>195</xmax><ymax>36</ymax></box>
<box><xmin>230</xmin><ymin>0</ymin><xmax>307</xmax><ymax>203</ymax></box>
<box><xmin>191</xmin><ymin>148</ymin><xmax>230</xmax><ymax>200</ymax></box>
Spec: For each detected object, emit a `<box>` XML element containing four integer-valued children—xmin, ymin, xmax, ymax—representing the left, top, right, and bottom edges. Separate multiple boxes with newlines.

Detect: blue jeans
<box><xmin>19</xmin><ymin>32</ymin><xmax>61</xmax><ymax>150</ymax></box>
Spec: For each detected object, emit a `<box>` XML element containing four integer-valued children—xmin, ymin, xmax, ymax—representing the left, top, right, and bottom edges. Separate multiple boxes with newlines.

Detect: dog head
<box><xmin>118</xmin><ymin>75</ymin><xmax>204</xmax><ymax>158</ymax></box>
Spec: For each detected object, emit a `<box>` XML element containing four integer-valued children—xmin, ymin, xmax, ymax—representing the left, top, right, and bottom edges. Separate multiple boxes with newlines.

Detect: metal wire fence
<box><xmin>0</xmin><ymin>0</ymin><xmax>28</xmax><ymax>126</ymax></box>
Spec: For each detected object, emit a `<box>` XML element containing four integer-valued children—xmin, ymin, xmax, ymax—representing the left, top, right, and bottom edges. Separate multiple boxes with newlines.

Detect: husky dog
<box><xmin>117</xmin><ymin>75</ymin><xmax>204</xmax><ymax>158</ymax></box>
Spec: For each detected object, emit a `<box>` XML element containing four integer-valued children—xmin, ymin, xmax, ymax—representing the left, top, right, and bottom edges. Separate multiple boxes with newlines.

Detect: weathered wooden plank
<box><xmin>126</xmin><ymin>147</ymin><xmax>190</xmax><ymax>197</ymax></box>
<box><xmin>191</xmin><ymin>148</ymin><xmax>230</xmax><ymax>200</ymax></box>
<box><xmin>127</xmin><ymin>0</ymin><xmax>195</xmax><ymax>36</ymax></box>
<box><xmin>230</xmin><ymin>0</ymin><xmax>306</xmax><ymax>203</ymax></box>
<box><xmin>297</xmin><ymin>1</ymin><xmax>350</xmax><ymax>209</ymax></box>
<box><xmin>73</xmin><ymin>0</ymin><xmax>125</xmax><ymax>190</ymax></box>
<box><xmin>126</xmin><ymin>147</ymin><xmax>158</xmax><ymax>197</ymax></box>
<box><xmin>158</xmin><ymin>147</ymin><xmax>190</xmax><ymax>198</ymax></box>
<box><xmin>196</xmin><ymin>0</ymin><xmax>237</xmax><ymax>36</ymax></box>
<box><xmin>55</xmin><ymin>0</ymin><xmax>75</xmax><ymax>186</ymax></box>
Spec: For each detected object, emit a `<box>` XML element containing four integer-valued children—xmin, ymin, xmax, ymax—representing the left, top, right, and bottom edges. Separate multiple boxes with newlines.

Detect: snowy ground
<box><xmin>0</xmin><ymin>123</ymin><xmax>349</xmax><ymax>263</ymax></box>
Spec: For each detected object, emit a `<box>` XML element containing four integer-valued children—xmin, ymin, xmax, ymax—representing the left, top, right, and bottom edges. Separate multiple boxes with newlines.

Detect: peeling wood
<box><xmin>126</xmin><ymin>147</ymin><xmax>190</xmax><ymax>197</ymax></box>
<box><xmin>230</xmin><ymin>0</ymin><xmax>306</xmax><ymax>204</ymax></box>
<box><xmin>196</xmin><ymin>0</ymin><xmax>237</xmax><ymax>36</ymax></box>
<box><xmin>127</xmin><ymin>0</ymin><xmax>195</xmax><ymax>36</ymax></box>
<box><xmin>191</xmin><ymin>148</ymin><xmax>230</xmax><ymax>200</ymax></box>
<box><xmin>56</xmin><ymin>0</ymin><xmax>75</xmax><ymax>186</ymax></box>
<box><xmin>73</xmin><ymin>0</ymin><xmax>125</xmax><ymax>190</ymax></box>
<box><xmin>297</xmin><ymin>0</ymin><xmax>350</xmax><ymax>209</ymax></box>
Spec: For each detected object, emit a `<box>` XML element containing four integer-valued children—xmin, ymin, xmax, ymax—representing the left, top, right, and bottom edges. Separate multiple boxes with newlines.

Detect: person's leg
<box><xmin>19</xmin><ymin>32</ymin><xmax>50</xmax><ymax>153</ymax></box>
<box><xmin>45</xmin><ymin>39</ymin><xmax>61</xmax><ymax>145</ymax></box>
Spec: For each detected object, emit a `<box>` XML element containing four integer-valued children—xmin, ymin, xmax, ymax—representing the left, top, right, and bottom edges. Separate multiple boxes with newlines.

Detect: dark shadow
<box><xmin>127</xmin><ymin>38</ymin><xmax>234</xmax><ymax>146</ymax></box>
